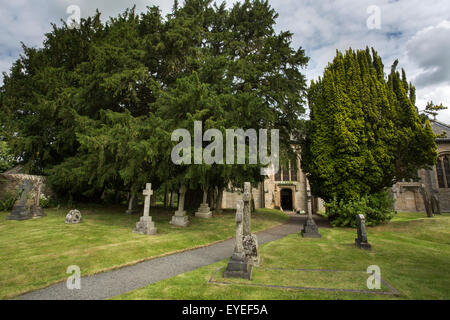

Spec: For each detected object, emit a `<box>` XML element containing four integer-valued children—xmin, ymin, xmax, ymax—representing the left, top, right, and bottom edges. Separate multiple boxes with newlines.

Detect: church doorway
<box><xmin>280</xmin><ymin>188</ymin><xmax>293</xmax><ymax>211</ymax></box>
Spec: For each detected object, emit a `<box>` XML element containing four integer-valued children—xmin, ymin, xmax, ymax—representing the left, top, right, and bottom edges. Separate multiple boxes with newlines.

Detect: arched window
<box><xmin>436</xmin><ymin>155</ymin><xmax>450</xmax><ymax>188</ymax></box>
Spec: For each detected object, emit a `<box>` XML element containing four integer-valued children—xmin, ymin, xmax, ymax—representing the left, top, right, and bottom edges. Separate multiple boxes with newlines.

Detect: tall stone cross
<box><xmin>133</xmin><ymin>183</ymin><xmax>157</xmax><ymax>235</ymax></box>
<box><xmin>142</xmin><ymin>183</ymin><xmax>153</xmax><ymax>218</ymax></box>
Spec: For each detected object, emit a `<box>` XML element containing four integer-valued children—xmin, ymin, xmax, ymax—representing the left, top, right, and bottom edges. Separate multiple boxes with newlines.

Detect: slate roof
<box><xmin>431</xmin><ymin>120</ymin><xmax>450</xmax><ymax>143</ymax></box>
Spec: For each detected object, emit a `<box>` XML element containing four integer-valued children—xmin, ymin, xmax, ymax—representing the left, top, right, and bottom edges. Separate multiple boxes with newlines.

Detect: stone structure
<box><xmin>65</xmin><ymin>209</ymin><xmax>82</xmax><ymax>224</ymax></box>
<box><xmin>30</xmin><ymin>178</ymin><xmax>46</xmax><ymax>218</ymax></box>
<box><xmin>355</xmin><ymin>214</ymin><xmax>371</xmax><ymax>250</ymax></box>
<box><xmin>301</xmin><ymin>189</ymin><xmax>322</xmax><ymax>238</ymax></box>
<box><xmin>224</xmin><ymin>200</ymin><xmax>252</xmax><ymax>280</ymax></box>
<box><xmin>133</xmin><ymin>183</ymin><xmax>157</xmax><ymax>235</ymax></box>
<box><xmin>7</xmin><ymin>180</ymin><xmax>33</xmax><ymax>221</ymax></box>
<box><xmin>195</xmin><ymin>189</ymin><xmax>212</xmax><ymax>219</ymax></box>
<box><xmin>170</xmin><ymin>185</ymin><xmax>189</xmax><ymax>227</ymax></box>
<box><xmin>242</xmin><ymin>182</ymin><xmax>260</xmax><ymax>265</ymax></box>
<box><xmin>392</xmin><ymin>120</ymin><xmax>450</xmax><ymax>213</ymax></box>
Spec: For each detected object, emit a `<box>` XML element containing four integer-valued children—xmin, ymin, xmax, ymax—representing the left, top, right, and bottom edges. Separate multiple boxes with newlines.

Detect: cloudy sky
<box><xmin>1</xmin><ymin>0</ymin><xmax>449</xmax><ymax>121</ymax></box>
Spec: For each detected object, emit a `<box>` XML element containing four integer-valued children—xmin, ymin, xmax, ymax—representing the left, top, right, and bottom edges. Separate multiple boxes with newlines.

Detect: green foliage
<box><xmin>302</xmin><ymin>48</ymin><xmax>437</xmax><ymax>203</ymax></box>
<box><xmin>0</xmin><ymin>141</ymin><xmax>15</xmax><ymax>173</ymax></box>
<box><xmin>1</xmin><ymin>0</ymin><xmax>308</xmax><ymax>201</ymax></box>
<box><xmin>0</xmin><ymin>192</ymin><xmax>18</xmax><ymax>212</ymax></box>
<box><xmin>324</xmin><ymin>190</ymin><xmax>396</xmax><ymax>227</ymax></box>
<box><xmin>423</xmin><ymin>101</ymin><xmax>448</xmax><ymax>121</ymax></box>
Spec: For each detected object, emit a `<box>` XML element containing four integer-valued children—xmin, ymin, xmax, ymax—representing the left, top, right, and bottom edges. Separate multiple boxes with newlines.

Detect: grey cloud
<box><xmin>407</xmin><ymin>21</ymin><xmax>450</xmax><ymax>87</ymax></box>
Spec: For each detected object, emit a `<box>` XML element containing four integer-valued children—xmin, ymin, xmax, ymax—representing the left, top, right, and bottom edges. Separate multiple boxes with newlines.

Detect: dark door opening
<box><xmin>281</xmin><ymin>189</ymin><xmax>293</xmax><ymax>211</ymax></box>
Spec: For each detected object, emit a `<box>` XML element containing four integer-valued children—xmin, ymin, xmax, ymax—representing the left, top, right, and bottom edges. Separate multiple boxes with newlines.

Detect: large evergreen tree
<box><xmin>0</xmin><ymin>0</ymin><xmax>309</xmax><ymax>203</ymax></box>
<box><xmin>302</xmin><ymin>48</ymin><xmax>437</xmax><ymax>203</ymax></box>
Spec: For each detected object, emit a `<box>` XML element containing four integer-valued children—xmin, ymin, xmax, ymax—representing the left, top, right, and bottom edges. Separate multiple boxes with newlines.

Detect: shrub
<box><xmin>0</xmin><ymin>192</ymin><xmax>18</xmax><ymax>211</ymax></box>
<box><xmin>39</xmin><ymin>194</ymin><xmax>53</xmax><ymax>208</ymax></box>
<box><xmin>325</xmin><ymin>190</ymin><xmax>396</xmax><ymax>227</ymax></box>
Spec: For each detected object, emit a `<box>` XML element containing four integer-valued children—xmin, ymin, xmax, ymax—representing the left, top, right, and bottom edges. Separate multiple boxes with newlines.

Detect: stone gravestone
<box><xmin>301</xmin><ymin>189</ymin><xmax>322</xmax><ymax>238</ymax></box>
<box><xmin>431</xmin><ymin>192</ymin><xmax>441</xmax><ymax>215</ymax></box>
<box><xmin>170</xmin><ymin>185</ymin><xmax>189</xmax><ymax>227</ymax></box>
<box><xmin>242</xmin><ymin>182</ymin><xmax>260</xmax><ymax>266</ymax></box>
<box><xmin>66</xmin><ymin>209</ymin><xmax>82</xmax><ymax>224</ymax></box>
<box><xmin>420</xmin><ymin>187</ymin><xmax>433</xmax><ymax>218</ymax></box>
<box><xmin>195</xmin><ymin>188</ymin><xmax>212</xmax><ymax>219</ymax></box>
<box><xmin>133</xmin><ymin>183</ymin><xmax>157</xmax><ymax>235</ymax></box>
<box><xmin>224</xmin><ymin>200</ymin><xmax>252</xmax><ymax>280</ymax></box>
<box><xmin>7</xmin><ymin>180</ymin><xmax>33</xmax><ymax>221</ymax></box>
<box><xmin>355</xmin><ymin>214</ymin><xmax>371</xmax><ymax>250</ymax></box>
<box><xmin>30</xmin><ymin>179</ymin><xmax>46</xmax><ymax>219</ymax></box>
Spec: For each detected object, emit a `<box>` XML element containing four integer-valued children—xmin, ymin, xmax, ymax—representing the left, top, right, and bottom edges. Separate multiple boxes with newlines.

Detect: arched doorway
<box><xmin>280</xmin><ymin>189</ymin><xmax>293</xmax><ymax>211</ymax></box>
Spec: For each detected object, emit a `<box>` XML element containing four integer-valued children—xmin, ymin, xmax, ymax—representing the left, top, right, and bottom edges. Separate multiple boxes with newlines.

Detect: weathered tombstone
<box><xmin>301</xmin><ymin>189</ymin><xmax>322</xmax><ymax>238</ymax></box>
<box><xmin>431</xmin><ymin>193</ymin><xmax>441</xmax><ymax>215</ymax></box>
<box><xmin>355</xmin><ymin>214</ymin><xmax>371</xmax><ymax>250</ymax></box>
<box><xmin>170</xmin><ymin>185</ymin><xmax>189</xmax><ymax>227</ymax></box>
<box><xmin>242</xmin><ymin>182</ymin><xmax>260</xmax><ymax>266</ymax></box>
<box><xmin>133</xmin><ymin>183</ymin><xmax>157</xmax><ymax>235</ymax></box>
<box><xmin>420</xmin><ymin>187</ymin><xmax>433</xmax><ymax>218</ymax></box>
<box><xmin>7</xmin><ymin>180</ymin><xmax>32</xmax><ymax>221</ymax></box>
<box><xmin>224</xmin><ymin>200</ymin><xmax>252</xmax><ymax>280</ymax></box>
<box><xmin>30</xmin><ymin>179</ymin><xmax>46</xmax><ymax>219</ymax></box>
<box><xmin>195</xmin><ymin>188</ymin><xmax>212</xmax><ymax>219</ymax></box>
<box><xmin>126</xmin><ymin>191</ymin><xmax>138</xmax><ymax>215</ymax></box>
<box><xmin>65</xmin><ymin>209</ymin><xmax>82</xmax><ymax>224</ymax></box>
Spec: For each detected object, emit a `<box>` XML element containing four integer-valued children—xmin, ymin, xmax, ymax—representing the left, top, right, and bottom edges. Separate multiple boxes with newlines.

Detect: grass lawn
<box><xmin>0</xmin><ymin>205</ymin><xmax>288</xmax><ymax>299</ymax></box>
<box><xmin>114</xmin><ymin>212</ymin><xmax>450</xmax><ymax>300</ymax></box>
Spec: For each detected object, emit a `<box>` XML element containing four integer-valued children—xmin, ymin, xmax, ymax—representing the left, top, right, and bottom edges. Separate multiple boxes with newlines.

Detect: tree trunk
<box><xmin>216</xmin><ymin>188</ymin><xmax>224</xmax><ymax>213</ymax></box>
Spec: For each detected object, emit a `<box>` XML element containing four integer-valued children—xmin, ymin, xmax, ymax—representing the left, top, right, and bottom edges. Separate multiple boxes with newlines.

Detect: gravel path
<box><xmin>18</xmin><ymin>214</ymin><xmax>324</xmax><ymax>300</ymax></box>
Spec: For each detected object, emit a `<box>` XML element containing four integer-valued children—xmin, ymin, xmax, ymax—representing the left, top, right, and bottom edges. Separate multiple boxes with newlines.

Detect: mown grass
<box><xmin>114</xmin><ymin>212</ymin><xmax>450</xmax><ymax>300</ymax></box>
<box><xmin>0</xmin><ymin>205</ymin><xmax>288</xmax><ymax>299</ymax></box>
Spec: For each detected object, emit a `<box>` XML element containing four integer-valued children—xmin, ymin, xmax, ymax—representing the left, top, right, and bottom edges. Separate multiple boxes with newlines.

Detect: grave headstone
<box><xmin>224</xmin><ymin>200</ymin><xmax>252</xmax><ymax>280</ymax></box>
<box><xmin>195</xmin><ymin>189</ymin><xmax>212</xmax><ymax>219</ymax></box>
<box><xmin>30</xmin><ymin>179</ymin><xmax>46</xmax><ymax>219</ymax></box>
<box><xmin>431</xmin><ymin>193</ymin><xmax>441</xmax><ymax>215</ymax></box>
<box><xmin>301</xmin><ymin>189</ymin><xmax>322</xmax><ymax>238</ymax></box>
<box><xmin>242</xmin><ymin>182</ymin><xmax>260</xmax><ymax>266</ymax></box>
<box><xmin>170</xmin><ymin>185</ymin><xmax>189</xmax><ymax>227</ymax></box>
<box><xmin>420</xmin><ymin>187</ymin><xmax>433</xmax><ymax>218</ymax></box>
<box><xmin>65</xmin><ymin>209</ymin><xmax>82</xmax><ymax>224</ymax></box>
<box><xmin>355</xmin><ymin>214</ymin><xmax>371</xmax><ymax>250</ymax></box>
<box><xmin>7</xmin><ymin>180</ymin><xmax>32</xmax><ymax>221</ymax></box>
<box><xmin>133</xmin><ymin>183</ymin><xmax>157</xmax><ymax>235</ymax></box>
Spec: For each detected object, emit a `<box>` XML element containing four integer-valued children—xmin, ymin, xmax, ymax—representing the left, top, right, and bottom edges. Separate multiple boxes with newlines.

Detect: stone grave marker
<box><xmin>30</xmin><ymin>179</ymin><xmax>46</xmax><ymax>218</ymax></box>
<box><xmin>133</xmin><ymin>183</ymin><xmax>157</xmax><ymax>235</ymax></box>
<box><xmin>195</xmin><ymin>188</ymin><xmax>212</xmax><ymax>219</ymax></box>
<box><xmin>66</xmin><ymin>209</ymin><xmax>82</xmax><ymax>224</ymax></box>
<box><xmin>355</xmin><ymin>214</ymin><xmax>371</xmax><ymax>250</ymax></box>
<box><xmin>7</xmin><ymin>180</ymin><xmax>33</xmax><ymax>221</ymax></box>
<box><xmin>242</xmin><ymin>182</ymin><xmax>260</xmax><ymax>266</ymax></box>
<box><xmin>224</xmin><ymin>200</ymin><xmax>252</xmax><ymax>280</ymax></box>
<box><xmin>301</xmin><ymin>189</ymin><xmax>322</xmax><ymax>238</ymax></box>
<box><xmin>170</xmin><ymin>185</ymin><xmax>189</xmax><ymax>227</ymax></box>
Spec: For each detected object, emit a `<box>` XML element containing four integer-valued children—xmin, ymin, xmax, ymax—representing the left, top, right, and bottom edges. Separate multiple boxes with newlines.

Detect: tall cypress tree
<box><xmin>302</xmin><ymin>48</ymin><xmax>436</xmax><ymax>203</ymax></box>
